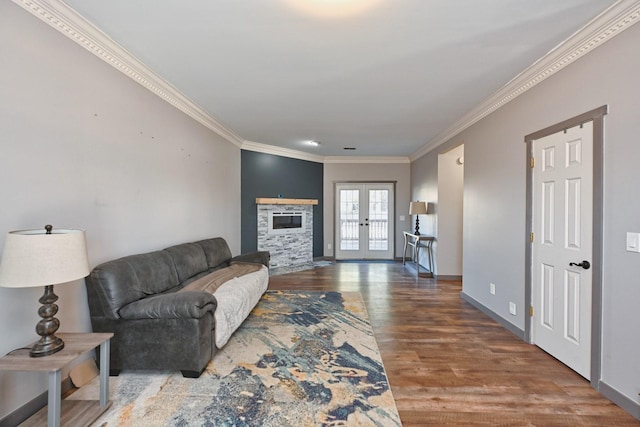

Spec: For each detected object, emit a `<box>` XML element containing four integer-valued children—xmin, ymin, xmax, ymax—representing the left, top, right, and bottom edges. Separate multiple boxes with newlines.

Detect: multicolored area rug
<box><xmin>71</xmin><ymin>290</ymin><xmax>402</xmax><ymax>426</ymax></box>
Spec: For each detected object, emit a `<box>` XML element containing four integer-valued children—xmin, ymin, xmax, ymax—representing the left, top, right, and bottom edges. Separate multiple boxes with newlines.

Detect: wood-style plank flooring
<box><xmin>269</xmin><ymin>261</ymin><xmax>640</xmax><ymax>426</ymax></box>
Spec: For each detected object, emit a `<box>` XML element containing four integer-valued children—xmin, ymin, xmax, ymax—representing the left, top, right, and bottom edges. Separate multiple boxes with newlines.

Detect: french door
<box><xmin>334</xmin><ymin>183</ymin><xmax>394</xmax><ymax>260</ymax></box>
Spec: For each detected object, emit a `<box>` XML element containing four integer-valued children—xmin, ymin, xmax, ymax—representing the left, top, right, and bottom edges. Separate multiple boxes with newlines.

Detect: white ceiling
<box><xmin>58</xmin><ymin>0</ymin><xmax>619</xmax><ymax>158</ymax></box>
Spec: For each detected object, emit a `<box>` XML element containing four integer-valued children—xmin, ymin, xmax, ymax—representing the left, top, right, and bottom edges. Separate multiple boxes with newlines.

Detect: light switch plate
<box><xmin>626</xmin><ymin>232</ymin><xmax>640</xmax><ymax>253</ymax></box>
<box><xmin>399</xmin><ymin>215</ymin><xmax>406</xmax><ymax>221</ymax></box>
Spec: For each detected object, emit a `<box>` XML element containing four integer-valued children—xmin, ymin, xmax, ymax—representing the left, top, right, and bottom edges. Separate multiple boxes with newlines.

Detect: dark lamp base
<box><xmin>30</xmin><ymin>284</ymin><xmax>65</xmax><ymax>357</ymax></box>
<box><xmin>30</xmin><ymin>336</ymin><xmax>65</xmax><ymax>357</ymax></box>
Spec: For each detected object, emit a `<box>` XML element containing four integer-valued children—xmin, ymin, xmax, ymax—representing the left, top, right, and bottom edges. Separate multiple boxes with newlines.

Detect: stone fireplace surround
<box><xmin>256</xmin><ymin>198</ymin><xmax>318</xmax><ymax>270</ymax></box>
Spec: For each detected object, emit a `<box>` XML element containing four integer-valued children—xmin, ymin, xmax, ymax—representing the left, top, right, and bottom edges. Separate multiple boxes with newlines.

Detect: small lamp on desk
<box><xmin>409</xmin><ymin>201</ymin><xmax>428</xmax><ymax>235</ymax></box>
<box><xmin>0</xmin><ymin>225</ymin><xmax>90</xmax><ymax>357</ymax></box>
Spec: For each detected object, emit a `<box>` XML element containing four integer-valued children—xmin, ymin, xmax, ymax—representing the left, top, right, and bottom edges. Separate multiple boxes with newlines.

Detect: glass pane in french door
<box><xmin>339</xmin><ymin>189</ymin><xmax>360</xmax><ymax>251</ymax></box>
<box><xmin>368</xmin><ymin>189</ymin><xmax>389</xmax><ymax>251</ymax></box>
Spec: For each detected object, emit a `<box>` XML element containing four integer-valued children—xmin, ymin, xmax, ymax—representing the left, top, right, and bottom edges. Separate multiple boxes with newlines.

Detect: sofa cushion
<box><xmin>164</xmin><ymin>243</ymin><xmax>208</xmax><ymax>283</ymax></box>
<box><xmin>86</xmin><ymin>250</ymin><xmax>179</xmax><ymax>319</ymax></box>
<box><xmin>125</xmin><ymin>250</ymin><xmax>180</xmax><ymax>295</ymax></box>
<box><xmin>86</xmin><ymin>258</ymin><xmax>144</xmax><ymax>319</ymax></box>
<box><xmin>195</xmin><ymin>238</ymin><xmax>232</xmax><ymax>269</ymax></box>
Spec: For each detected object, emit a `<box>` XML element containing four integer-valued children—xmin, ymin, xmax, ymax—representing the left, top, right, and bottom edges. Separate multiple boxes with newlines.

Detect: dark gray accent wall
<box><xmin>241</xmin><ymin>150</ymin><xmax>323</xmax><ymax>257</ymax></box>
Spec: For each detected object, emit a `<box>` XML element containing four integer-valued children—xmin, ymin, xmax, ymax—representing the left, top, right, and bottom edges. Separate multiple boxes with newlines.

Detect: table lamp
<box><xmin>0</xmin><ymin>225</ymin><xmax>90</xmax><ymax>357</ymax></box>
<box><xmin>409</xmin><ymin>201</ymin><xmax>428</xmax><ymax>235</ymax></box>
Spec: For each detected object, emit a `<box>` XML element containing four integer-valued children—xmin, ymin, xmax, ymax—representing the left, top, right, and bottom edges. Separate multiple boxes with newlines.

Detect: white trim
<box><xmin>410</xmin><ymin>0</ymin><xmax>640</xmax><ymax>161</ymax></box>
<box><xmin>14</xmin><ymin>0</ymin><xmax>640</xmax><ymax>163</ymax></box>
<box><xmin>241</xmin><ymin>141</ymin><xmax>410</xmax><ymax>164</ymax></box>
<box><xmin>324</xmin><ymin>156</ymin><xmax>410</xmax><ymax>164</ymax></box>
<box><xmin>240</xmin><ymin>141</ymin><xmax>325</xmax><ymax>163</ymax></box>
<box><xmin>13</xmin><ymin>0</ymin><xmax>244</xmax><ymax>147</ymax></box>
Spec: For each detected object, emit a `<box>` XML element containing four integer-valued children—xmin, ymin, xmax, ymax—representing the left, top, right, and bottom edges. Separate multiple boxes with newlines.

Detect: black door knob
<box><xmin>569</xmin><ymin>260</ymin><xmax>591</xmax><ymax>270</ymax></box>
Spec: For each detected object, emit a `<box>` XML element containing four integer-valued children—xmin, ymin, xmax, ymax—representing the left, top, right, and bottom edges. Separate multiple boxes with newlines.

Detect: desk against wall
<box><xmin>402</xmin><ymin>231</ymin><xmax>434</xmax><ymax>276</ymax></box>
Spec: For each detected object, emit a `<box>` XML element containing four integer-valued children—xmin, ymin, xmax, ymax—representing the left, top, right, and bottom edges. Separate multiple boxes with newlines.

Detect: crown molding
<box><xmin>323</xmin><ymin>156</ymin><xmax>410</xmax><ymax>164</ymax></box>
<box><xmin>241</xmin><ymin>141</ymin><xmax>410</xmax><ymax>164</ymax></box>
<box><xmin>241</xmin><ymin>141</ymin><xmax>325</xmax><ymax>163</ymax></box>
<box><xmin>15</xmin><ymin>0</ymin><xmax>639</xmax><ymax>164</ymax></box>
<box><xmin>409</xmin><ymin>0</ymin><xmax>640</xmax><ymax>162</ymax></box>
<box><xmin>15</xmin><ymin>0</ymin><xmax>408</xmax><ymax>165</ymax></box>
<box><xmin>13</xmin><ymin>0</ymin><xmax>244</xmax><ymax>147</ymax></box>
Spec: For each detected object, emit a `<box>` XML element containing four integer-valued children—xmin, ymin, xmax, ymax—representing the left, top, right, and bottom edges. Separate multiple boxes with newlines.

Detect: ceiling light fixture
<box><xmin>307</xmin><ymin>140</ymin><xmax>320</xmax><ymax>146</ymax></box>
<box><xmin>281</xmin><ymin>0</ymin><xmax>382</xmax><ymax>19</ymax></box>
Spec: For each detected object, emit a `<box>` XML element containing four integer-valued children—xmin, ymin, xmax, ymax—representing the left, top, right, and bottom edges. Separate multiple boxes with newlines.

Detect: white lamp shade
<box><xmin>0</xmin><ymin>228</ymin><xmax>90</xmax><ymax>288</ymax></box>
<box><xmin>409</xmin><ymin>201</ymin><xmax>428</xmax><ymax>215</ymax></box>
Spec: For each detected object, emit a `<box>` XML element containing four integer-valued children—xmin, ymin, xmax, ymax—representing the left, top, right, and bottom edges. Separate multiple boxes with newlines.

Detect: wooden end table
<box><xmin>0</xmin><ymin>332</ymin><xmax>113</xmax><ymax>427</ymax></box>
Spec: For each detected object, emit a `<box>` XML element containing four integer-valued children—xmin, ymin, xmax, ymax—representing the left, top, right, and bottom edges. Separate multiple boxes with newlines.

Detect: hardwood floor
<box><xmin>269</xmin><ymin>261</ymin><xmax>640</xmax><ymax>426</ymax></box>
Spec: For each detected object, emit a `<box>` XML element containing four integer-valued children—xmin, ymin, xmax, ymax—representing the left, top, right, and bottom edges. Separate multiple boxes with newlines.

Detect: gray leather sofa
<box><xmin>85</xmin><ymin>237</ymin><xmax>269</xmax><ymax>378</ymax></box>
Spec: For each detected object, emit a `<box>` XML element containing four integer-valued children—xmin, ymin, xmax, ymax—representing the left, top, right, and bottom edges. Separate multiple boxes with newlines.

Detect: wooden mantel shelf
<box><xmin>256</xmin><ymin>198</ymin><xmax>318</xmax><ymax>205</ymax></box>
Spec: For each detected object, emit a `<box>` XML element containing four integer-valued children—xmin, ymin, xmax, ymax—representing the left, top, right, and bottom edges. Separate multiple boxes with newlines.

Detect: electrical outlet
<box><xmin>399</xmin><ymin>215</ymin><xmax>406</xmax><ymax>221</ymax></box>
<box><xmin>489</xmin><ymin>283</ymin><xmax>496</xmax><ymax>295</ymax></box>
<box><xmin>327</xmin><ymin>243</ymin><xmax>332</xmax><ymax>250</ymax></box>
<box><xmin>626</xmin><ymin>232</ymin><xmax>640</xmax><ymax>252</ymax></box>
<box><xmin>509</xmin><ymin>302</ymin><xmax>517</xmax><ymax>316</ymax></box>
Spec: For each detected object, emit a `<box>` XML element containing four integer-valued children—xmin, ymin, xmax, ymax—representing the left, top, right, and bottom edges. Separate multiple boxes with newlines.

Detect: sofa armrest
<box><xmin>230</xmin><ymin>251</ymin><xmax>270</xmax><ymax>268</ymax></box>
<box><xmin>118</xmin><ymin>291</ymin><xmax>217</xmax><ymax>320</ymax></box>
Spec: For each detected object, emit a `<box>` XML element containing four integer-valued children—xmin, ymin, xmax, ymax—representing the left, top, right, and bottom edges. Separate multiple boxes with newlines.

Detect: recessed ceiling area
<box><xmin>59</xmin><ymin>0</ymin><xmax>619</xmax><ymax>158</ymax></box>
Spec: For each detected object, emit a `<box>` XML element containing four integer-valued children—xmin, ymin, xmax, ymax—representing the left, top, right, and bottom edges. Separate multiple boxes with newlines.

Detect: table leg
<box><xmin>403</xmin><ymin>234</ymin><xmax>408</xmax><ymax>265</ymax></box>
<box><xmin>99</xmin><ymin>339</ymin><xmax>110</xmax><ymax>406</ymax></box>
<box><xmin>413</xmin><ymin>241</ymin><xmax>420</xmax><ymax>273</ymax></box>
<box><xmin>48</xmin><ymin>369</ymin><xmax>61</xmax><ymax>427</ymax></box>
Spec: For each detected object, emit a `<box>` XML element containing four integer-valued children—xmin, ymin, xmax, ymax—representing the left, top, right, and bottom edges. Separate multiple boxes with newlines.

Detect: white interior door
<box><xmin>531</xmin><ymin>121</ymin><xmax>593</xmax><ymax>379</ymax></box>
<box><xmin>335</xmin><ymin>183</ymin><xmax>394</xmax><ymax>260</ymax></box>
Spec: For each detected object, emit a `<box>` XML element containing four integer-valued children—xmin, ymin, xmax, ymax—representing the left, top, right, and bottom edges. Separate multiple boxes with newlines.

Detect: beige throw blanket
<box><xmin>181</xmin><ymin>263</ymin><xmax>263</xmax><ymax>294</ymax></box>
<box><xmin>180</xmin><ymin>263</ymin><xmax>269</xmax><ymax>348</ymax></box>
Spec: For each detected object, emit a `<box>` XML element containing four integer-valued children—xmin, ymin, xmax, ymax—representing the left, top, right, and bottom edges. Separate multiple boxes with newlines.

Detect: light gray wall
<box><xmin>409</xmin><ymin>154</ymin><xmax>438</xmax><ymax>234</ymax></box>
<box><xmin>410</xmin><ymin>147</ymin><xmax>439</xmax><ymax>273</ymax></box>
<box><xmin>411</xmin><ymin>20</ymin><xmax>640</xmax><ymax>412</ymax></box>
<box><xmin>0</xmin><ymin>2</ymin><xmax>241</xmax><ymax>419</ymax></box>
<box><xmin>323</xmin><ymin>163</ymin><xmax>410</xmax><ymax>259</ymax></box>
<box><xmin>436</xmin><ymin>145</ymin><xmax>464</xmax><ymax>277</ymax></box>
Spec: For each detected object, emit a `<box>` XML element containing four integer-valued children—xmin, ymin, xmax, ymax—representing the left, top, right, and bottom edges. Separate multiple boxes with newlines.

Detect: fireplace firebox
<box><xmin>268</xmin><ymin>211</ymin><xmax>306</xmax><ymax>235</ymax></box>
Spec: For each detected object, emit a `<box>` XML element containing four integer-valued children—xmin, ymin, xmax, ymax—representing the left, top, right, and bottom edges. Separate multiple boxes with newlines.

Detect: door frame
<box><xmin>524</xmin><ymin>105</ymin><xmax>607</xmax><ymax>388</ymax></box>
<box><xmin>333</xmin><ymin>181</ymin><xmax>396</xmax><ymax>260</ymax></box>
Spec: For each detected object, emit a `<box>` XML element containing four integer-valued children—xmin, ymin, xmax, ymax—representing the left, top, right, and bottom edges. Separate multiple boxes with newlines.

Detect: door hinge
<box><xmin>529</xmin><ymin>306</ymin><xmax>534</xmax><ymax>317</ymax></box>
<box><xmin>530</xmin><ymin>157</ymin><xmax>535</xmax><ymax>168</ymax></box>
<box><xmin>530</xmin><ymin>232</ymin><xmax>534</xmax><ymax>243</ymax></box>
